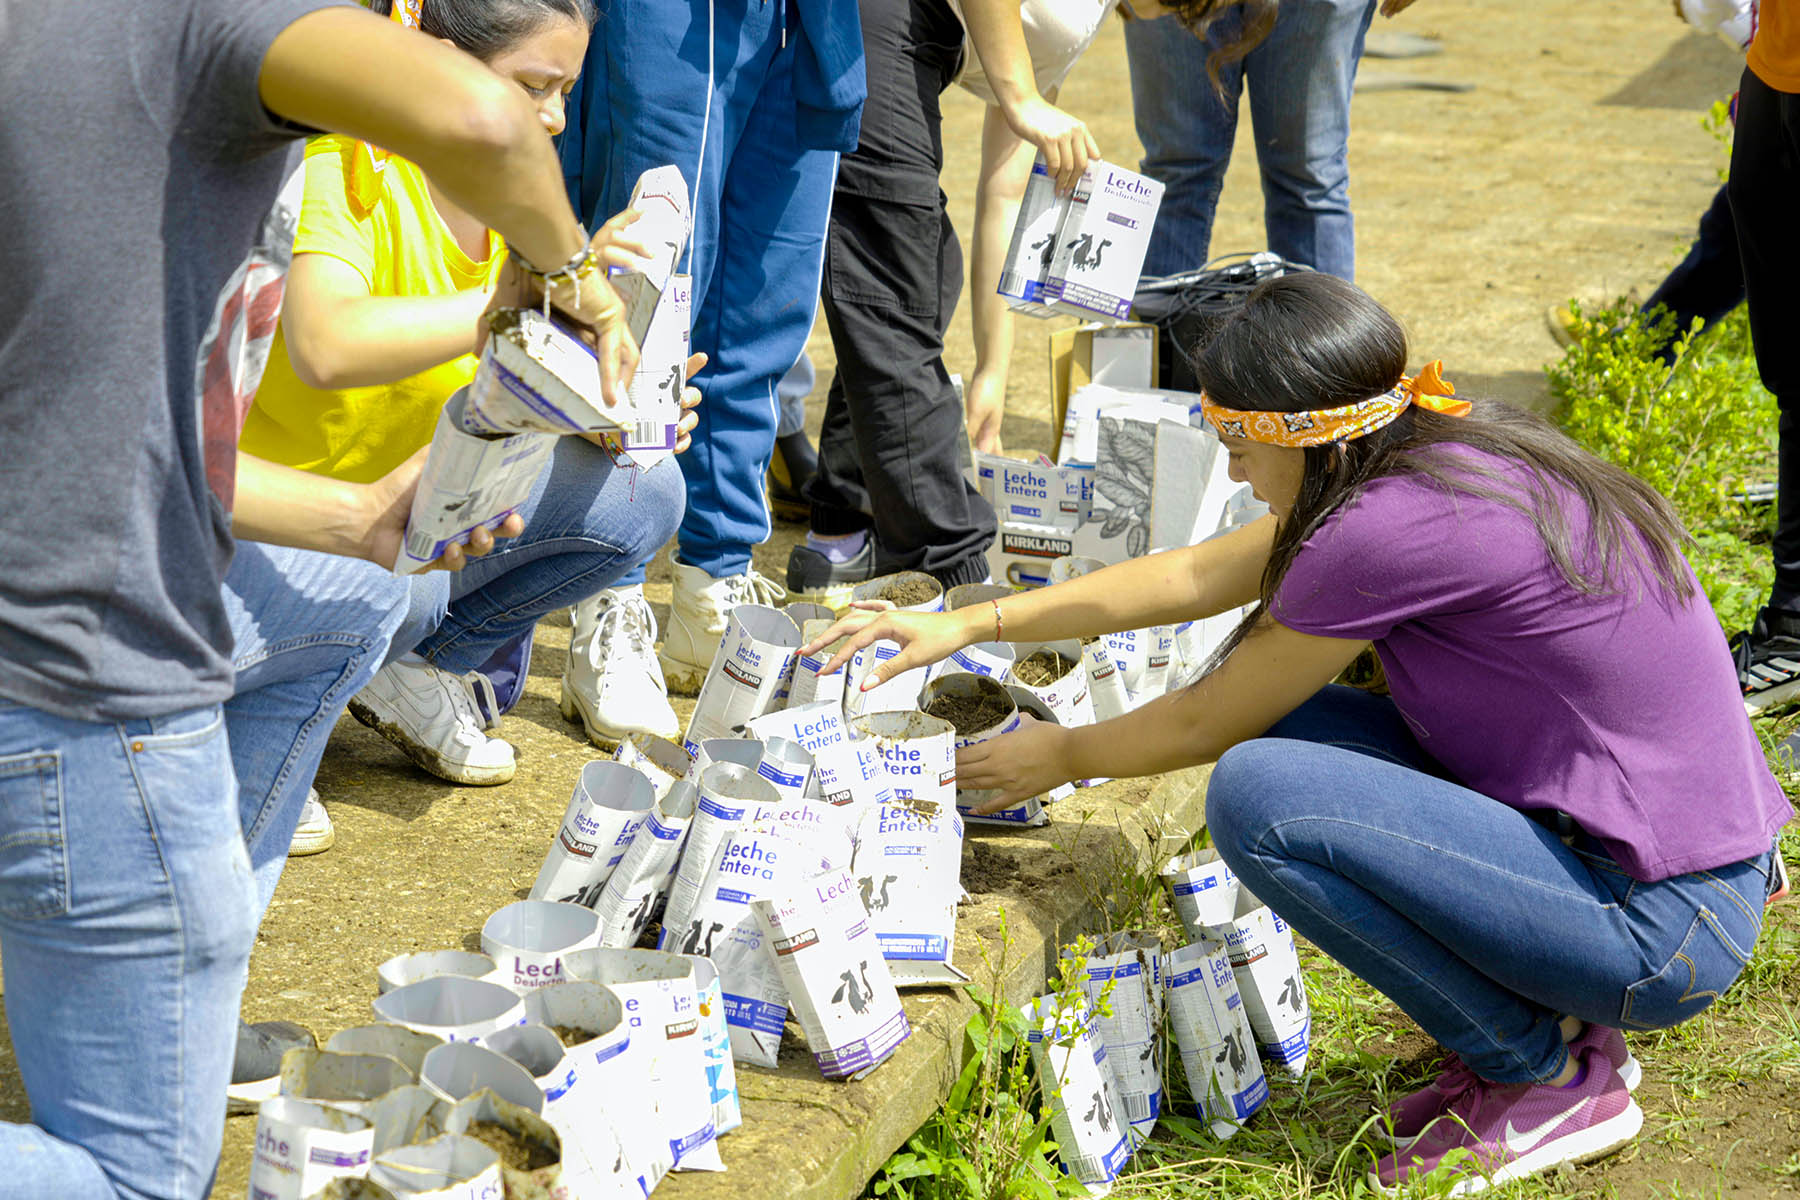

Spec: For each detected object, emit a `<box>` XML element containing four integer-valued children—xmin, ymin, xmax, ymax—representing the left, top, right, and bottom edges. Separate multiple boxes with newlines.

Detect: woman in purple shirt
<box><xmin>806</xmin><ymin>271</ymin><xmax>1792</xmax><ymax>1193</ymax></box>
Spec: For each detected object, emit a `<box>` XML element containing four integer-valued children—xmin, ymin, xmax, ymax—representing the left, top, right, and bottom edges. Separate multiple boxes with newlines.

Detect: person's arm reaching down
<box><xmin>958</xmin><ymin>0</ymin><xmax>1100</xmax><ymax>191</ymax></box>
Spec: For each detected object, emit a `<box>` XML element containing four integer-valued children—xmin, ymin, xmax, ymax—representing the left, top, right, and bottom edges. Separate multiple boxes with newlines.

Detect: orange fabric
<box><xmin>1200</xmin><ymin>360</ymin><xmax>1471</xmax><ymax>448</ymax></box>
<box><xmin>1750</xmin><ymin>0</ymin><xmax>1800</xmax><ymax>93</ymax></box>
<box><xmin>348</xmin><ymin>0</ymin><xmax>427</xmax><ymax>213</ymax></box>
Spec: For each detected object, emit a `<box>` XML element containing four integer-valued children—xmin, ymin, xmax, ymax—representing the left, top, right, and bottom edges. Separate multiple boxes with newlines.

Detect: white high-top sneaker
<box><xmin>658</xmin><ymin>561</ymin><xmax>787</xmax><ymax>695</ymax></box>
<box><xmin>348</xmin><ymin>655</ymin><xmax>516</xmax><ymax>786</ymax></box>
<box><xmin>561</xmin><ymin>585</ymin><xmax>680</xmax><ymax>748</ymax></box>
<box><xmin>287</xmin><ymin>787</ymin><xmax>335</xmax><ymax>857</ymax></box>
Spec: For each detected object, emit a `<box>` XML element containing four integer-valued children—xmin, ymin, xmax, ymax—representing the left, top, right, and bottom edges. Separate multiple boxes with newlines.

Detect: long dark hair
<box><xmin>370</xmin><ymin>0</ymin><xmax>595</xmax><ymax>60</ymax></box>
<box><xmin>1194</xmin><ymin>273</ymin><xmax>1694</xmax><ymax>666</ymax></box>
<box><xmin>1155</xmin><ymin>0</ymin><xmax>1279</xmax><ymax>95</ymax></box>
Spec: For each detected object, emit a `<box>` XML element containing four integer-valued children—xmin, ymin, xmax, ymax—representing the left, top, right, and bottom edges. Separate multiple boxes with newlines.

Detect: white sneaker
<box><xmin>658</xmin><ymin>562</ymin><xmax>787</xmax><ymax>695</ymax></box>
<box><xmin>287</xmin><ymin>788</ymin><xmax>335</xmax><ymax>856</ymax></box>
<box><xmin>348</xmin><ymin>656</ymin><xmax>516</xmax><ymax>786</ymax></box>
<box><xmin>561</xmin><ymin>586</ymin><xmax>680</xmax><ymax>749</ymax></box>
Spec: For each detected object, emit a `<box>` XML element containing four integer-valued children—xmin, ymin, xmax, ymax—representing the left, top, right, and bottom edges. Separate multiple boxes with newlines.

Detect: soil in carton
<box><xmin>877</xmin><ymin>577</ymin><xmax>941</xmax><ymax>608</ymax></box>
<box><xmin>923</xmin><ymin>690</ymin><xmax>1014</xmax><ymax>737</ymax></box>
<box><xmin>467</xmin><ymin>1119</ymin><xmax>558</xmax><ymax>1171</ymax></box>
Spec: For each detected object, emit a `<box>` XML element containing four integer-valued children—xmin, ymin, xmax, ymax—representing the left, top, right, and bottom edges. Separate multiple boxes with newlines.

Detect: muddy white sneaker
<box><xmin>658</xmin><ymin>562</ymin><xmax>787</xmax><ymax>695</ymax></box>
<box><xmin>287</xmin><ymin>788</ymin><xmax>335</xmax><ymax>857</ymax></box>
<box><xmin>561</xmin><ymin>586</ymin><xmax>679</xmax><ymax>749</ymax></box>
<box><xmin>227</xmin><ymin>1019</ymin><xmax>314</xmax><ymax>1115</ymax></box>
<box><xmin>348</xmin><ymin>655</ymin><xmax>516</xmax><ymax>786</ymax></box>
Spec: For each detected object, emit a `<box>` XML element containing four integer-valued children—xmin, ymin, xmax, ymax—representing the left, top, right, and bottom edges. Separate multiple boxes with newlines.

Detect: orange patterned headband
<box><xmin>1200</xmin><ymin>360</ymin><xmax>1472</xmax><ymax>448</ymax></box>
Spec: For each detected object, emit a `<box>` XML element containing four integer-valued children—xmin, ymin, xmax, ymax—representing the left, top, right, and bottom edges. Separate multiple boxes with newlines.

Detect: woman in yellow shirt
<box><xmin>241</xmin><ymin>0</ymin><xmax>686</xmax><ymax>786</ymax></box>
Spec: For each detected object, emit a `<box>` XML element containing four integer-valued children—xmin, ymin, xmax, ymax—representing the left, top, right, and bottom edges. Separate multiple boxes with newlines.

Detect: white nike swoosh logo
<box><xmin>1504</xmin><ymin>1106</ymin><xmax>1577</xmax><ymax>1153</ymax></box>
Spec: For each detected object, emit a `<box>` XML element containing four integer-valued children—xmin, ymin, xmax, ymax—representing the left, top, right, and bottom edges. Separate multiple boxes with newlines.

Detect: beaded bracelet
<box><xmin>509</xmin><ymin>239</ymin><xmax>601</xmax><ymax>316</ymax></box>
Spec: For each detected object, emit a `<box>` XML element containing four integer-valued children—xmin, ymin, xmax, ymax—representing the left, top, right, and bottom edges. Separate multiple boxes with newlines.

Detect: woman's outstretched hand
<box><xmin>800</xmin><ymin>603</ymin><xmax>979</xmax><ymax>688</ymax></box>
<box><xmin>958</xmin><ymin>715</ymin><xmax>1074</xmax><ymax>811</ymax></box>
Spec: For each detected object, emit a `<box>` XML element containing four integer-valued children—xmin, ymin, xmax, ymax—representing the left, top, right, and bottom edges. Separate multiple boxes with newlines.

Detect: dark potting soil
<box><xmin>877</xmin><ymin>577</ymin><xmax>941</xmax><ymax>607</ymax></box>
<box><xmin>923</xmin><ymin>690</ymin><xmax>1013</xmax><ymax>737</ymax></box>
<box><xmin>1014</xmin><ymin>649</ymin><xmax>1076</xmax><ymax>687</ymax></box>
<box><xmin>962</xmin><ymin>841</ymin><xmax>1021</xmax><ymax>894</ymax></box>
<box><xmin>550</xmin><ymin>1024</ymin><xmax>591</xmax><ymax>1047</ymax></box>
<box><xmin>467</xmin><ymin>1119</ymin><xmax>558</xmax><ymax>1172</ymax></box>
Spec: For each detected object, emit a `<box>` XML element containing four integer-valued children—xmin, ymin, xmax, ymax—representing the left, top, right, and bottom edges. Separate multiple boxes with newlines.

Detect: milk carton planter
<box><xmin>1002</xmin><ymin>687</ymin><xmax>1076</xmax><ymax>803</ymax></box>
<box><xmin>373</xmin><ymin>977</ymin><xmax>527</xmax><ymax>1046</ymax></box>
<box><xmin>755</xmin><ymin>734</ymin><xmax>815</xmax><ymax>803</ymax></box>
<box><xmin>280</xmin><ymin>1050</ymin><xmax>415</xmax><ymax>1121</ymax></box>
<box><xmin>1100</xmin><ymin>626</ymin><xmax>1174</xmax><ymax>708</ymax></box>
<box><xmin>367</xmin><ymin>1135</ymin><xmax>504</xmax><ymax>1200</ymax></box>
<box><xmin>1008</xmin><ymin>639</ymin><xmax>1097</xmax><ymax>732</ymax></box>
<box><xmin>684</xmin><ymin>956</ymin><xmax>744</xmax><ymax>1135</ymax></box>
<box><xmin>325</xmin><ymin>1026</ymin><xmax>445</xmax><ymax>1081</ymax></box>
<box><xmin>376</xmin><ymin>951</ymin><xmax>500</xmax><ymax>996</ymax></box>
<box><xmin>250</xmin><ymin>1096</ymin><xmax>374</xmax><ymax>1200</ymax></box>
<box><xmin>1048</xmin><ymin>555</ymin><xmax>1106</xmax><ymax>586</ymax></box>
<box><xmin>1207</xmin><ymin>889</ymin><xmax>1311</xmax><ymax>1077</ymax></box>
<box><xmin>691</xmin><ymin>737</ymin><xmax>764</xmax><ymax>779</ymax></box>
<box><xmin>943</xmin><ymin>582</ymin><xmax>1013</xmax><ymax>612</ymax></box>
<box><xmin>920</xmin><ymin>674</ymin><xmax>1044</xmax><ymax>827</ymax></box>
<box><xmin>1023</xmin><ymin>995</ymin><xmax>1132</xmax><ymax>1194</ymax></box>
<box><xmin>614</xmin><ymin>732</ymin><xmax>695</xmax><ymax>801</ymax></box>
<box><xmin>683</xmin><ymin>605</ymin><xmax>802</xmax><ymax>752</ymax></box>
<box><xmin>844</xmin><ymin>574</ymin><xmax>943</xmax><ymax>717</ymax></box>
<box><xmin>480</xmin><ymin>900</ymin><xmax>602</xmax><ymax>992</ymax></box>
<box><xmin>660</xmin><ymin>763</ymin><xmax>780</xmax><ymax>946</ymax></box>
<box><xmin>1077</xmin><ymin>932</ymin><xmax>1165</xmax><ymax>1149</ymax></box>
<box><xmin>934</xmin><ymin>640</ymin><xmax>1016</xmax><ymax>685</ymax></box>
<box><xmin>439</xmin><ymin>1091</ymin><xmax>567</xmax><ymax>1199</ymax></box>
<box><xmin>593</xmin><ymin>779</ymin><xmax>698</xmax><ymax>949</ymax></box>
<box><xmin>849</xmin><ymin>712</ymin><xmax>967</xmax><ymax>985</ymax></box>
<box><xmin>745</xmin><ymin>700</ymin><xmax>880</xmax><ymax>809</ymax></box>
<box><xmin>753</xmin><ymin>867</ymin><xmax>911</xmax><ymax>1080</ymax></box>
<box><xmin>673</xmin><ymin>824</ymin><xmax>836</xmax><ymax>1068</ymax></box>
<box><xmin>787</xmin><ymin>619</ymin><xmax>848</xmax><ymax>711</ymax></box>
<box><xmin>419</xmin><ymin>1042</ymin><xmax>546</xmax><ymax>1114</ymax></box>
<box><xmin>520</xmin><ymin>981</ymin><xmax>658</xmax><ymax>1197</ymax></box>
<box><xmin>561</xmin><ymin>948</ymin><xmax>722</xmax><ymax>1171</ymax></box>
<box><xmin>1162</xmin><ymin>938</ymin><xmax>1268</xmax><ymax>1138</ymax></box>
<box><xmin>1080</xmin><ymin>639</ymin><xmax>1131</xmax><ymax>725</ymax></box>
<box><xmin>529</xmin><ymin>761</ymin><xmax>657</xmax><ymax>907</ymax></box>
<box><xmin>1163</xmin><ymin>852</ymin><xmax>1310</xmax><ymax>1075</ymax></box>
<box><xmin>997</xmin><ymin>157</ymin><xmax>1066</xmax><ymax>315</ymax></box>
<box><xmin>353</xmin><ymin>1085</ymin><xmax>447</xmax><ymax>1157</ymax></box>
<box><xmin>1160</xmin><ymin>847</ymin><xmax>1238</xmax><ymax>940</ymax></box>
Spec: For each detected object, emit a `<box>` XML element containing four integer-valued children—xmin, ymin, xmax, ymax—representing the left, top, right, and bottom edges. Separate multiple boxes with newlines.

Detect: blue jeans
<box><xmin>562</xmin><ymin>0</ymin><xmax>841</xmax><ymax>581</ymax></box>
<box><xmin>391</xmin><ymin>437</ymin><xmax>685</xmax><ymax>667</ymax></box>
<box><xmin>1124</xmin><ymin>0</ymin><xmax>1377</xmax><ymax>281</ymax></box>
<box><xmin>1206</xmin><ymin>686</ymin><xmax>1773</xmax><ymax>1084</ymax></box>
<box><xmin>0</xmin><ymin>703</ymin><xmax>255</xmax><ymax>1199</ymax></box>
<box><xmin>222</xmin><ymin>541</ymin><xmax>410</xmax><ymax>913</ymax></box>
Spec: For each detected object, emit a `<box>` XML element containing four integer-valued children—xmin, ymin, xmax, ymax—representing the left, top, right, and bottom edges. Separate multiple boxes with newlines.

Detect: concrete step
<box><xmin>659</xmin><ymin>763</ymin><xmax>1213</xmax><ymax>1200</ymax></box>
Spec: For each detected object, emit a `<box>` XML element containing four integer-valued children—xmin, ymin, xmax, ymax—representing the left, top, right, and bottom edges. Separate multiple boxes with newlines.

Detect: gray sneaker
<box><xmin>227</xmin><ymin>1019</ymin><xmax>315</xmax><ymax>1115</ymax></box>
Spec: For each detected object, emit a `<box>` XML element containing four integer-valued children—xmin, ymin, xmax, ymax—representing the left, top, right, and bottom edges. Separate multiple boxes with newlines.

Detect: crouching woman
<box><xmin>807</xmin><ymin>271</ymin><xmax>1792</xmax><ymax>1193</ymax></box>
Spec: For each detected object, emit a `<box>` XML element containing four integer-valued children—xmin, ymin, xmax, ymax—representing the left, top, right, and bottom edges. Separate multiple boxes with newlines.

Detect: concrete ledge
<box><xmin>661</xmin><ymin>764</ymin><xmax>1213</xmax><ymax>1200</ymax></box>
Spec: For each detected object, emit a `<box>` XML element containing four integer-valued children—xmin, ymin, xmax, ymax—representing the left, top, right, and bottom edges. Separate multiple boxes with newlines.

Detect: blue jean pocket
<box><xmin>0</xmin><ymin>749</ymin><xmax>68</xmax><ymax>919</ymax></box>
<box><xmin>1620</xmin><ymin>907</ymin><xmax>1754</xmax><ymax>1030</ymax></box>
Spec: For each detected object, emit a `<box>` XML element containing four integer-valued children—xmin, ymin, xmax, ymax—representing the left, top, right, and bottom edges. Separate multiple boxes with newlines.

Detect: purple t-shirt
<box><xmin>1273</xmin><ymin>447</ymin><xmax>1792</xmax><ymax>882</ymax></box>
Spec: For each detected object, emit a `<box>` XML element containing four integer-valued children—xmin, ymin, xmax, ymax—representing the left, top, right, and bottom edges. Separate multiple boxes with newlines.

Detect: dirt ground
<box><xmin>0</xmin><ymin>2</ymin><xmax>1781</xmax><ymax>1196</ymax></box>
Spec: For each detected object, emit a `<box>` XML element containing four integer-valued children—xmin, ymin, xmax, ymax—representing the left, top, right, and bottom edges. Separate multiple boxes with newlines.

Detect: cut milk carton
<box><xmin>683</xmin><ymin>605</ymin><xmax>802</xmax><ymax>753</ymax></box>
<box><xmin>366</xmin><ymin>1135</ymin><xmax>504</xmax><ymax>1200</ymax></box>
<box><xmin>458</xmin><ymin>308</ymin><xmax>648</xmax><ymax>438</ymax></box>
<box><xmin>592</xmin><ymin>779</ymin><xmax>697</xmax><ymax>948</ymax></box>
<box><xmin>394</xmin><ymin>390</ymin><xmax>554</xmax><ymax>575</ymax></box>
<box><xmin>528</xmin><ymin>760</ymin><xmax>657</xmax><ymax>908</ymax></box>
<box><xmin>1043</xmin><ymin>162</ymin><xmax>1163</xmax><ymax>322</ymax></box>
<box><xmin>973</xmin><ymin>451</ymin><xmax>1093</xmax><ymax>532</ymax></box>
<box><xmin>1024</xmin><ymin>994</ymin><xmax>1132</xmax><ymax>1195</ymax></box>
<box><xmin>684</xmin><ymin>956</ymin><xmax>744</xmax><ymax>1136</ymax></box>
<box><xmin>996</xmin><ymin>158</ymin><xmax>1068</xmax><ymax>317</ymax></box>
<box><xmin>250</xmin><ymin>1096</ymin><xmax>374</xmax><ymax>1200</ymax></box>
<box><xmin>753</xmin><ymin>867</ymin><xmax>911</xmax><ymax>1080</ymax></box>
<box><xmin>1078</xmin><ymin>932</ymin><xmax>1165</xmax><ymax>1150</ymax></box>
<box><xmin>1162</xmin><ymin>938</ymin><xmax>1269</xmax><ymax>1138</ymax></box>
<box><xmin>608</xmin><ymin>165</ymin><xmax>689</xmax><ymax>352</ymax></box>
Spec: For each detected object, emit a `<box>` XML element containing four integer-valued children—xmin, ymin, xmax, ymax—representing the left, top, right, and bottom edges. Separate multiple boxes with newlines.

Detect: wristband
<box><xmin>991</xmin><ymin>598</ymin><xmax>1004</xmax><ymax>641</ymax></box>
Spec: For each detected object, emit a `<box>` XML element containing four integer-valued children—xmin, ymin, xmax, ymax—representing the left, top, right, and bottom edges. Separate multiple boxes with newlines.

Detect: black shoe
<box><xmin>227</xmin><ymin>1019</ymin><xmax>315</xmax><ymax>1115</ymax></box>
<box><xmin>1730</xmin><ymin>606</ymin><xmax>1800</xmax><ymax>714</ymax></box>
<box><xmin>768</xmin><ymin>432</ymin><xmax>818</xmax><ymax>524</ymax></box>
<box><xmin>786</xmin><ymin>540</ymin><xmax>876</xmax><ymax>594</ymax></box>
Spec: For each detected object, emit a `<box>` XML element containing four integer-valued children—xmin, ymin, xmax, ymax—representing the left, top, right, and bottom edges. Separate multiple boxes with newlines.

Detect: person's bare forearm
<box><xmin>958</xmin><ymin>0</ymin><xmax>1040</xmax><ymax>110</ymax></box>
<box><xmin>285</xmin><ymin>279</ymin><xmax>492</xmax><ymax>390</ymax></box>
<box><xmin>232</xmin><ymin>452</ymin><xmax>383</xmax><ymax>562</ymax></box>
<box><xmin>259</xmin><ymin>8</ymin><xmax>587</xmax><ymax>272</ymax></box>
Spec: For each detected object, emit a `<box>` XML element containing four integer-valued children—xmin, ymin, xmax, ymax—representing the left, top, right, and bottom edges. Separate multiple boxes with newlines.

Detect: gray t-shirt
<box><xmin>0</xmin><ymin>0</ymin><xmax>342</xmax><ymax>721</ymax></box>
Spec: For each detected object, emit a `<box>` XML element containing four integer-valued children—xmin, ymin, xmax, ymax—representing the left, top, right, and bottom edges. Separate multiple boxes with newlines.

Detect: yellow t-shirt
<box><xmin>239</xmin><ymin>134</ymin><xmax>504</xmax><ymax>484</ymax></box>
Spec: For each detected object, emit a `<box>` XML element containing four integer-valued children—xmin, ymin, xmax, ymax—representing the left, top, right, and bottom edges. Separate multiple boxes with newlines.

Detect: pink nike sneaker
<box><xmin>1371</xmin><ymin>1043</ymin><xmax>1643</xmax><ymax>1194</ymax></box>
<box><xmin>1379</xmin><ymin>1024</ymin><xmax>1639</xmax><ymax>1145</ymax></box>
